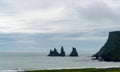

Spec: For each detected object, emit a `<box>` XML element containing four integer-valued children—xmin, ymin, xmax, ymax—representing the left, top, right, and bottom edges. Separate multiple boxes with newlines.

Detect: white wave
<box><xmin>0</xmin><ymin>68</ymin><xmax>23</xmax><ymax>72</ymax></box>
<box><xmin>0</xmin><ymin>70</ymin><xmax>18</xmax><ymax>72</ymax></box>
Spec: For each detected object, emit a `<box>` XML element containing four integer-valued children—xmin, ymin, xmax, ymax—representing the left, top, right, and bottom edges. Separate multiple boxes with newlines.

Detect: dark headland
<box><xmin>93</xmin><ymin>31</ymin><xmax>120</xmax><ymax>62</ymax></box>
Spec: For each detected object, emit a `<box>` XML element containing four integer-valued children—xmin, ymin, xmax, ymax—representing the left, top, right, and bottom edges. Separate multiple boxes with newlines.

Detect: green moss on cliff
<box><xmin>93</xmin><ymin>31</ymin><xmax>120</xmax><ymax>61</ymax></box>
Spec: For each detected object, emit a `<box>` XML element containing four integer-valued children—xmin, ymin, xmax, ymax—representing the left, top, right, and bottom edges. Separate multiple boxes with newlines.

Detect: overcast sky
<box><xmin>0</xmin><ymin>0</ymin><xmax>120</xmax><ymax>54</ymax></box>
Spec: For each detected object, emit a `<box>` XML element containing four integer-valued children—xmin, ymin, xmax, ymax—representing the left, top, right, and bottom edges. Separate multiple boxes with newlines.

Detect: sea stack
<box><xmin>93</xmin><ymin>31</ymin><xmax>120</xmax><ymax>61</ymax></box>
<box><xmin>48</xmin><ymin>49</ymin><xmax>53</xmax><ymax>56</ymax></box>
<box><xmin>48</xmin><ymin>48</ymin><xmax>59</xmax><ymax>56</ymax></box>
<box><xmin>59</xmin><ymin>46</ymin><xmax>66</xmax><ymax>56</ymax></box>
<box><xmin>69</xmin><ymin>47</ymin><xmax>78</xmax><ymax>57</ymax></box>
<box><xmin>48</xmin><ymin>46</ymin><xmax>66</xmax><ymax>56</ymax></box>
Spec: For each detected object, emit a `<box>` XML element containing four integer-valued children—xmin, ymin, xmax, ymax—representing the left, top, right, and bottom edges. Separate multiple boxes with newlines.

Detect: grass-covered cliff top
<box><xmin>24</xmin><ymin>68</ymin><xmax>120</xmax><ymax>72</ymax></box>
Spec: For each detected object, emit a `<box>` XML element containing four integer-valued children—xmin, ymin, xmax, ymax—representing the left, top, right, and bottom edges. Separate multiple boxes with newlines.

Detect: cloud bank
<box><xmin>0</xmin><ymin>0</ymin><xmax>120</xmax><ymax>52</ymax></box>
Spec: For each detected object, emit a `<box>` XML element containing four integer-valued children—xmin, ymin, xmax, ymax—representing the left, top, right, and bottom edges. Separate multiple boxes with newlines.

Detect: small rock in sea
<box><xmin>69</xmin><ymin>47</ymin><xmax>78</xmax><ymax>57</ymax></box>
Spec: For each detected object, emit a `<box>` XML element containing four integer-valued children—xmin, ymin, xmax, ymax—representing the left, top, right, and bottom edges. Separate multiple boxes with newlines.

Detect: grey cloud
<box><xmin>0</xmin><ymin>0</ymin><xmax>119</xmax><ymax>53</ymax></box>
<box><xmin>0</xmin><ymin>0</ymin><xmax>120</xmax><ymax>47</ymax></box>
<box><xmin>9</xmin><ymin>0</ymin><xmax>66</xmax><ymax>10</ymax></box>
<box><xmin>81</xmin><ymin>3</ymin><xmax>112</xmax><ymax>20</ymax></box>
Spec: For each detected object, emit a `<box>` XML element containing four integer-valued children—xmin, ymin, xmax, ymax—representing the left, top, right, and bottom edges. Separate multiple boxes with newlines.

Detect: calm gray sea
<box><xmin>0</xmin><ymin>52</ymin><xmax>120</xmax><ymax>72</ymax></box>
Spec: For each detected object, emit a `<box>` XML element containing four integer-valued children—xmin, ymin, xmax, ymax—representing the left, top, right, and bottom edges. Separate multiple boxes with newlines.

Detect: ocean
<box><xmin>0</xmin><ymin>52</ymin><xmax>120</xmax><ymax>72</ymax></box>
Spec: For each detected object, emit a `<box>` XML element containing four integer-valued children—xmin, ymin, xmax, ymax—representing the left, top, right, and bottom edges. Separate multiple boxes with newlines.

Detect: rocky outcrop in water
<box><xmin>48</xmin><ymin>48</ymin><xmax>59</xmax><ymax>56</ymax></box>
<box><xmin>48</xmin><ymin>46</ymin><xmax>79</xmax><ymax>57</ymax></box>
<box><xmin>59</xmin><ymin>46</ymin><xmax>65</xmax><ymax>56</ymax></box>
<box><xmin>48</xmin><ymin>46</ymin><xmax>66</xmax><ymax>56</ymax></box>
<box><xmin>69</xmin><ymin>47</ymin><xmax>78</xmax><ymax>57</ymax></box>
<box><xmin>93</xmin><ymin>31</ymin><xmax>120</xmax><ymax>62</ymax></box>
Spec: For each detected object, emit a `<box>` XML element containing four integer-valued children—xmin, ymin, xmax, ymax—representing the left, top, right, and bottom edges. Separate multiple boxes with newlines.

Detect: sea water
<box><xmin>0</xmin><ymin>52</ymin><xmax>120</xmax><ymax>72</ymax></box>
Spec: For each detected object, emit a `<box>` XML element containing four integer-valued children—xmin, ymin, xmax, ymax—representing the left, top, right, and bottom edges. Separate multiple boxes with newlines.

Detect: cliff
<box><xmin>93</xmin><ymin>31</ymin><xmax>120</xmax><ymax>61</ymax></box>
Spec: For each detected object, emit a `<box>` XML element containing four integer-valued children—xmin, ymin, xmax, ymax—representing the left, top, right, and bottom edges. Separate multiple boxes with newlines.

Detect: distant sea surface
<box><xmin>0</xmin><ymin>52</ymin><xmax>120</xmax><ymax>72</ymax></box>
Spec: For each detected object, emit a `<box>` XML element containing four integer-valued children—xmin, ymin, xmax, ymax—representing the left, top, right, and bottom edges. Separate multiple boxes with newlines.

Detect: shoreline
<box><xmin>1</xmin><ymin>66</ymin><xmax>120</xmax><ymax>72</ymax></box>
<box><xmin>21</xmin><ymin>66</ymin><xmax>120</xmax><ymax>71</ymax></box>
<box><xmin>23</xmin><ymin>67</ymin><xmax>120</xmax><ymax>72</ymax></box>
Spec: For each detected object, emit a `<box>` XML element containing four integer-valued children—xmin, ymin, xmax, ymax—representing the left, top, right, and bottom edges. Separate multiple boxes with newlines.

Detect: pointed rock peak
<box><xmin>48</xmin><ymin>49</ymin><xmax>53</xmax><ymax>56</ymax></box>
<box><xmin>69</xmin><ymin>47</ymin><xmax>78</xmax><ymax>57</ymax></box>
<box><xmin>50</xmin><ymin>49</ymin><xmax>52</xmax><ymax>52</ymax></box>
<box><xmin>72</xmin><ymin>47</ymin><xmax>76</xmax><ymax>50</ymax></box>
<box><xmin>60</xmin><ymin>46</ymin><xmax>65</xmax><ymax>56</ymax></box>
<box><xmin>54</xmin><ymin>48</ymin><xmax>57</xmax><ymax>52</ymax></box>
<box><xmin>61</xmin><ymin>46</ymin><xmax>64</xmax><ymax>52</ymax></box>
<box><xmin>48</xmin><ymin>48</ymin><xmax>59</xmax><ymax>56</ymax></box>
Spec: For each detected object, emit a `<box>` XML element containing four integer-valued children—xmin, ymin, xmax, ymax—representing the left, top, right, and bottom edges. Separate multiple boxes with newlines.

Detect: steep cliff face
<box><xmin>93</xmin><ymin>31</ymin><xmax>120</xmax><ymax>61</ymax></box>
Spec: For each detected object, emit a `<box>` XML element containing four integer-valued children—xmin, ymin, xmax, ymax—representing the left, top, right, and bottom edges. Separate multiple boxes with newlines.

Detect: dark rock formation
<box><xmin>59</xmin><ymin>46</ymin><xmax>66</xmax><ymax>56</ymax></box>
<box><xmin>69</xmin><ymin>47</ymin><xmax>78</xmax><ymax>57</ymax></box>
<box><xmin>48</xmin><ymin>46</ymin><xmax>78</xmax><ymax>57</ymax></box>
<box><xmin>53</xmin><ymin>48</ymin><xmax>60</xmax><ymax>56</ymax></box>
<box><xmin>48</xmin><ymin>48</ymin><xmax>59</xmax><ymax>56</ymax></box>
<box><xmin>48</xmin><ymin>46</ymin><xmax>66</xmax><ymax>56</ymax></box>
<box><xmin>93</xmin><ymin>31</ymin><xmax>120</xmax><ymax>62</ymax></box>
<box><xmin>48</xmin><ymin>49</ymin><xmax>53</xmax><ymax>56</ymax></box>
